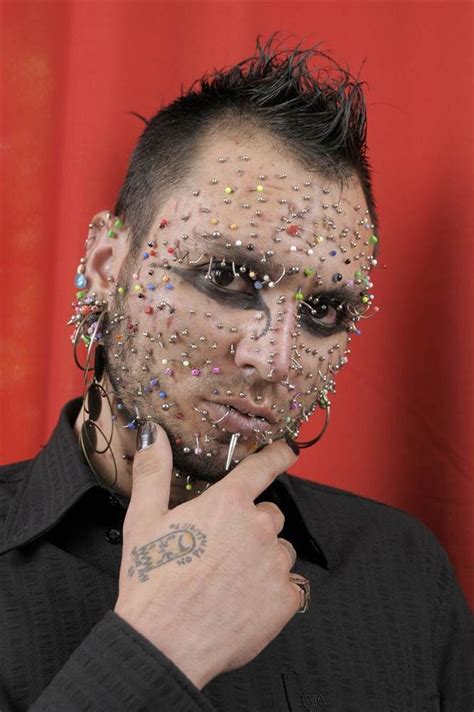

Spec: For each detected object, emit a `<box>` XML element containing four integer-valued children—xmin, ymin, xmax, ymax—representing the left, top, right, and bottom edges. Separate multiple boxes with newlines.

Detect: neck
<box><xmin>73</xmin><ymin>384</ymin><xmax>210</xmax><ymax>509</ymax></box>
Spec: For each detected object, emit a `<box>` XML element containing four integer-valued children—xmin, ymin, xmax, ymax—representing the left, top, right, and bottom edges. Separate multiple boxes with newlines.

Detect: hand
<box><xmin>114</xmin><ymin>422</ymin><xmax>301</xmax><ymax>690</ymax></box>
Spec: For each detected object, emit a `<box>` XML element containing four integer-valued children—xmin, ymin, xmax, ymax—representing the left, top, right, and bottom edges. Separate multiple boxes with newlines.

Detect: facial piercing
<box><xmin>210</xmin><ymin>407</ymin><xmax>231</xmax><ymax>425</ymax></box>
<box><xmin>225</xmin><ymin>432</ymin><xmax>240</xmax><ymax>472</ymax></box>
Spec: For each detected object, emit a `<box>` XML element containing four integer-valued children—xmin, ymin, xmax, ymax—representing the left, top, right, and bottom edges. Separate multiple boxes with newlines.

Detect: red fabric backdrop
<box><xmin>1</xmin><ymin>1</ymin><xmax>473</xmax><ymax>605</ymax></box>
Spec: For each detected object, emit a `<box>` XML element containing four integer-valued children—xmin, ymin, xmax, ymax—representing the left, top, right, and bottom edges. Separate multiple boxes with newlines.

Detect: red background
<box><xmin>1</xmin><ymin>1</ymin><xmax>473</xmax><ymax>605</ymax></box>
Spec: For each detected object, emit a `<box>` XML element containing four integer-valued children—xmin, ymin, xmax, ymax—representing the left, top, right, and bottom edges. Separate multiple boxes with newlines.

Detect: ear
<box><xmin>82</xmin><ymin>211</ymin><xmax>130</xmax><ymax>295</ymax></box>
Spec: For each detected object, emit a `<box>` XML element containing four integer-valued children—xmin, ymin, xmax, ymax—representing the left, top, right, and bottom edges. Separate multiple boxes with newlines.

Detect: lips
<box><xmin>207</xmin><ymin>397</ymin><xmax>278</xmax><ymax>424</ymax></box>
<box><xmin>203</xmin><ymin>401</ymin><xmax>276</xmax><ymax>436</ymax></box>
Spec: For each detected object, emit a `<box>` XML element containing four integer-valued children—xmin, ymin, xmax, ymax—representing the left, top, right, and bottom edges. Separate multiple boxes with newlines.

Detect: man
<box><xmin>1</xmin><ymin>36</ymin><xmax>472</xmax><ymax>711</ymax></box>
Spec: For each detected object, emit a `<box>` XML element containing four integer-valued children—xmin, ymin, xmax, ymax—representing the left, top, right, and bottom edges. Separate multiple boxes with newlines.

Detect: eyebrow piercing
<box><xmin>268</xmin><ymin>266</ymin><xmax>286</xmax><ymax>288</ymax></box>
<box><xmin>205</xmin><ymin>256</ymin><xmax>214</xmax><ymax>279</ymax></box>
<box><xmin>187</xmin><ymin>251</ymin><xmax>204</xmax><ymax>264</ymax></box>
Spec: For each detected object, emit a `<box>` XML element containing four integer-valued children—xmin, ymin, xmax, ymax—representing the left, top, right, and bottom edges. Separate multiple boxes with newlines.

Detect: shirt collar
<box><xmin>0</xmin><ymin>399</ymin><xmax>334</xmax><ymax>568</ymax></box>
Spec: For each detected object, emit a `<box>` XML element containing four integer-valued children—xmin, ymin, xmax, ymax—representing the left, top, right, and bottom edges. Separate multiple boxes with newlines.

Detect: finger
<box><xmin>129</xmin><ymin>421</ymin><xmax>174</xmax><ymax>516</ymax></box>
<box><xmin>278</xmin><ymin>538</ymin><xmax>297</xmax><ymax>569</ymax></box>
<box><xmin>255</xmin><ymin>501</ymin><xmax>285</xmax><ymax>535</ymax></box>
<box><xmin>223</xmin><ymin>437</ymin><xmax>299</xmax><ymax>501</ymax></box>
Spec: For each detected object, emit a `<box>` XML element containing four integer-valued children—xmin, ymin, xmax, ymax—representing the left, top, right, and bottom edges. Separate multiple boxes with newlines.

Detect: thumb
<box><xmin>130</xmin><ymin>421</ymin><xmax>174</xmax><ymax>516</ymax></box>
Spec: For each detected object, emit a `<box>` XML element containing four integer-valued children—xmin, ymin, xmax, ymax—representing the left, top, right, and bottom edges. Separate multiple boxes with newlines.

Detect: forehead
<box><xmin>151</xmin><ymin>133</ymin><xmax>374</xmax><ymax>278</ymax></box>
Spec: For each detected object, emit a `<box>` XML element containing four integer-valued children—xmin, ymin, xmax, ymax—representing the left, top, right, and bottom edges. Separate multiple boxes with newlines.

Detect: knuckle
<box><xmin>278</xmin><ymin>539</ymin><xmax>296</xmax><ymax>568</ymax></box>
<box><xmin>256</xmin><ymin>501</ymin><xmax>285</xmax><ymax>531</ymax></box>
<box><xmin>255</xmin><ymin>511</ymin><xmax>277</xmax><ymax>542</ymax></box>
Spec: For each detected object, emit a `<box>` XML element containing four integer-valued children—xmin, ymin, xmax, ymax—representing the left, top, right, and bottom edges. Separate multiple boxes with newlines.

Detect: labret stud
<box><xmin>225</xmin><ymin>432</ymin><xmax>241</xmax><ymax>472</ymax></box>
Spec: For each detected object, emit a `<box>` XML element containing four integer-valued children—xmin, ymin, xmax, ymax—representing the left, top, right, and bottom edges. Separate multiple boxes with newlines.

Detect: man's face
<box><xmin>104</xmin><ymin>133</ymin><xmax>376</xmax><ymax>481</ymax></box>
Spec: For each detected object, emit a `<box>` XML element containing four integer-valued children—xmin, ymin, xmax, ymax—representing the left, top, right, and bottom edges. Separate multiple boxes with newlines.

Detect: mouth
<box><xmin>203</xmin><ymin>400</ymin><xmax>277</xmax><ymax>437</ymax></box>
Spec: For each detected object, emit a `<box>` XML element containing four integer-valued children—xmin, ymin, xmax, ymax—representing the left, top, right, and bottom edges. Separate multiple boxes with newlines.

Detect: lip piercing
<box><xmin>193</xmin><ymin>406</ymin><xmax>209</xmax><ymax>416</ymax></box>
<box><xmin>225</xmin><ymin>432</ymin><xmax>241</xmax><ymax>471</ymax></box>
<box><xmin>210</xmin><ymin>406</ymin><xmax>231</xmax><ymax>424</ymax></box>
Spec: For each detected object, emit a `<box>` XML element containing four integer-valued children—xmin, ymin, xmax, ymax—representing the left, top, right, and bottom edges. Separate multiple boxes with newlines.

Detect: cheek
<box><xmin>291</xmin><ymin>331</ymin><xmax>350</xmax><ymax>403</ymax></box>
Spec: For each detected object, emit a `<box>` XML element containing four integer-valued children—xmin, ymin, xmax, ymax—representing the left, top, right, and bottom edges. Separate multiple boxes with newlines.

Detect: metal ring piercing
<box><xmin>210</xmin><ymin>406</ymin><xmax>231</xmax><ymax>425</ymax></box>
<box><xmin>292</xmin><ymin>404</ymin><xmax>330</xmax><ymax>449</ymax></box>
<box><xmin>75</xmin><ymin>316</ymin><xmax>119</xmax><ymax>488</ymax></box>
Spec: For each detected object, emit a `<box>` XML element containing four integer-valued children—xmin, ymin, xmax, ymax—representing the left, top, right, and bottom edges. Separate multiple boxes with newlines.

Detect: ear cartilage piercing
<box><xmin>225</xmin><ymin>432</ymin><xmax>240</xmax><ymax>472</ymax></box>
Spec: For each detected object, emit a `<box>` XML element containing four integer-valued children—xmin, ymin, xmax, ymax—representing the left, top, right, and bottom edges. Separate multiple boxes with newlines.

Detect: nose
<box><xmin>233</xmin><ymin>302</ymin><xmax>296</xmax><ymax>383</ymax></box>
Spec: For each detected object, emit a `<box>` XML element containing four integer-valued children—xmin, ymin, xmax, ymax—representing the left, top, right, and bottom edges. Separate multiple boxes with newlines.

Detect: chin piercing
<box><xmin>194</xmin><ymin>433</ymin><xmax>203</xmax><ymax>455</ymax></box>
<box><xmin>225</xmin><ymin>432</ymin><xmax>240</xmax><ymax>471</ymax></box>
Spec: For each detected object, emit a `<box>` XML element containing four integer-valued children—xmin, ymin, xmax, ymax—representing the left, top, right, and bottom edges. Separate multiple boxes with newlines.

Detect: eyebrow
<box><xmin>185</xmin><ymin>229</ymin><xmax>364</xmax><ymax>302</ymax></box>
<box><xmin>191</xmin><ymin>231</ymin><xmax>285</xmax><ymax>282</ymax></box>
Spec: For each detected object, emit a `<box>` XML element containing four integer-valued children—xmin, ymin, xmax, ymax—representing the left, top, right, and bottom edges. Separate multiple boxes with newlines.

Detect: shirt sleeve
<box><xmin>428</xmin><ymin>534</ymin><xmax>474</xmax><ymax>711</ymax></box>
<box><xmin>28</xmin><ymin>610</ymin><xmax>217</xmax><ymax>712</ymax></box>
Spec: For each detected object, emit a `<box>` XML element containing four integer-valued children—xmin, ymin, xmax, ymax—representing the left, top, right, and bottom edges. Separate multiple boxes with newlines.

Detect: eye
<box><xmin>308</xmin><ymin>300</ymin><xmax>336</xmax><ymax>324</ymax></box>
<box><xmin>204</xmin><ymin>262</ymin><xmax>255</xmax><ymax>293</ymax></box>
<box><xmin>208</xmin><ymin>264</ymin><xmax>236</xmax><ymax>288</ymax></box>
<box><xmin>299</xmin><ymin>295</ymin><xmax>350</xmax><ymax>334</ymax></box>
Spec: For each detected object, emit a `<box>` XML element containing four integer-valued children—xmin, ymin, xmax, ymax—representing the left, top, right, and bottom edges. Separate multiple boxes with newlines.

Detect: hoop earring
<box><xmin>293</xmin><ymin>394</ymin><xmax>331</xmax><ymax>449</ymax></box>
<box><xmin>74</xmin><ymin>310</ymin><xmax>118</xmax><ymax>488</ymax></box>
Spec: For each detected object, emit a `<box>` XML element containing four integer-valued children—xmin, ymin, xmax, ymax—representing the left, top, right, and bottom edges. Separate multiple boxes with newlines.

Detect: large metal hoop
<box><xmin>73</xmin><ymin>310</ymin><xmax>106</xmax><ymax>378</ymax></box>
<box><xmin>294</xmin><ymin>404</ymin><xmax>330</xmax><ymax>449</ymax></box>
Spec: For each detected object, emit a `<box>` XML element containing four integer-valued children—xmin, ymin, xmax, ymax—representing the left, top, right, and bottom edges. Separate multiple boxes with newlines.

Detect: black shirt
<box><xmin>0</xmin><ymin>399</ymin><xmax>472</xmax><ymax>711</ymax></box>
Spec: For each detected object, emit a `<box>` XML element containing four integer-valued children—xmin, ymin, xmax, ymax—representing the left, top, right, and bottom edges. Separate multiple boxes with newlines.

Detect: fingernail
<box><xmin>137</xmin><ymin>422</ymin><xmax>157</xmax><ymax>451</ymax></box>
<box><xmin>284</xmin><ymin>435</ymin><xmax>300</xmax><ymax>456</ymax></box>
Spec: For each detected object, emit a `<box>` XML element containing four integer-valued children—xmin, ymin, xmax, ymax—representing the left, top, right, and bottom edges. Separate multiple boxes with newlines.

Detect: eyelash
<box><xmin>194</xmin><ymin>261</ymin><xmax>355</xmax><ymax>336</ymax></box>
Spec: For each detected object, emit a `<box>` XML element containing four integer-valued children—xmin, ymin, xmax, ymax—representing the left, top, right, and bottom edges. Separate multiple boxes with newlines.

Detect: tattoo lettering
<box><xmin>127</xmin><ymin>523</ymin><xmax>208</xmax><ymax>582</ymax></box>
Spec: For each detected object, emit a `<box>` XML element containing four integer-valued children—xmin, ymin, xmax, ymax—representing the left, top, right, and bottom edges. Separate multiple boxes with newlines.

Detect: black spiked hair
<box><xmin>115</xmin><ymin>33</ymin><xmax>378</xmax><ymax>257</ymax></box>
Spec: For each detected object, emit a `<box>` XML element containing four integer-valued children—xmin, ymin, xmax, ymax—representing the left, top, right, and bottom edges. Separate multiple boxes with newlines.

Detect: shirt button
<box><xmin>106</xmin><ymin>528</ymin><xmax>122</xmax><ymax>544</ymax></box>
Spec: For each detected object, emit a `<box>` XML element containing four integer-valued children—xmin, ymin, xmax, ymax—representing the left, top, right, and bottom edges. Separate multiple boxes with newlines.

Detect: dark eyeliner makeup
<box><xmin>171</xmin><ymin>262</ymin><xmax>359</xmax><ymax>335</ymax></box>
